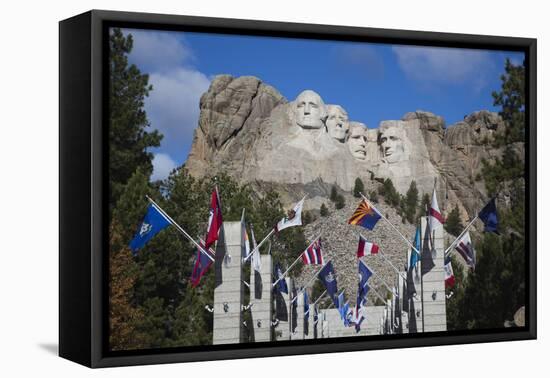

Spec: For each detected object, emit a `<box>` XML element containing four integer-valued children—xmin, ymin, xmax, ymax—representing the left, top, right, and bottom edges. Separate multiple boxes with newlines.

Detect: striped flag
<box><xmin>428</xmin><ymin>187</ymin><xmax>444</xmax><ymax>231</ymax></box>
<box><xmin>357</xmin><ymin>235</ymin><xmax>379</xmax><ymax>258</ymax></box>
<box><xmin>444</xmin><ymin>258</ymin><xmax>455</xmax><ymax>288</ymax></box>
<box><xmin>302</xmin><ymin>239</ymin><xmax>324</xmax><ymax>265</ymax></box>
<box><xmin>455</xmin><ymin>231</ymin><xmax>476</xmax><ymax>270</ymax></box>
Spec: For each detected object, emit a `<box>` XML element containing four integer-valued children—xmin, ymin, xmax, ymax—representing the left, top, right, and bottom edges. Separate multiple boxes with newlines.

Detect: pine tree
<box><xmin>320</xmin><ymin>203</ymin><xmax>329</xmax><ymax>217</ymax></box>
<box><xmin>335</xmin><ymin>194</ymin><xmax>346</xmax><ymax>210</ymax></box>
<box><xmin>330</xmin><ymin>186</ymin><xmax>338</xmax><ymax>202</ymax></box>
<box><xmin>353</xmin><ymin>178</ymin><xmax>364</xmax><ymax>198</ymax></box>
<box><xmin>109</xmin><ymin>28</ymin><xmax>162</xmax><ymax>211</ymax></box>
<box><xmin>404</xmin><ymin>181</ymin><xmax>419</xmax><ymax>223</ymax></box>
<box><xmin>492</xmin><ymin>58</ymin><xmax>525</xmax><ymax>145</ymax></box>
<box><xmin>378</xmin><ymin>178</ymin><xmax>400</xmax><ymax>208</ymax></box>
<box><xmin>444</xmin><ymin>205</ymin><xmax>463</xmax><ymax>237</ymax></box>
<box><xmin>419</xmin><ymin>193</ymin><xmax>430</xmax><ymax>218</ymax></box>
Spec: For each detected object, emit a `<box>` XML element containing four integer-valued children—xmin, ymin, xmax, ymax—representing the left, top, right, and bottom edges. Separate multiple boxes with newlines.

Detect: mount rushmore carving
<box><xmin>185</xmin><ymin>75</ymin><xmax>513</xmax><ymax>220</ymax></box>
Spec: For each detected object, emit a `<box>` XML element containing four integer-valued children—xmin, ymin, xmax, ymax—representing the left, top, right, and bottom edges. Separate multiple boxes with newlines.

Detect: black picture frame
<box><xmin>59</xmin><ymin>9</ymin><xmax>537</xmax><ymax>368</ymax></box>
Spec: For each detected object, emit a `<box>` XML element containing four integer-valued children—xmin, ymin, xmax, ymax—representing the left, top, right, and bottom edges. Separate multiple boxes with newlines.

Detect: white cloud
<box><xmin>122</xmin><ymin>29</ymin><xmax>212</xmax><ymax>175</ymax></box>
<box><xmin>151</xmin><ymin>153</ymin><xmax>178</xmax><ymax>181</ymax></box>
<box><xmin>146</xmin><ymin>68</ymin><xmax>211</xmax><ymax>160</ymax></box>
<box><xmin>392</xmin><ymin>45</ymin><xmax>495</xmax><ymax>90</ymax></box>
<box><xmin>125</xmin><ymin>29</ymin><xmax>195</xmax><ymax>72</ymax></box>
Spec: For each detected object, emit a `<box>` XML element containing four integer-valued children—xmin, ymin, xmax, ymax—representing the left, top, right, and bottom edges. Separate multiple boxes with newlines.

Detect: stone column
<box><xmin>304</xmin><ymin>291</ymin><xmax>315</xmax><ymax>339</ymax></box>
<box><xmin>290</xmin><ymin>284</ymin><xmax>304</xmax><ymax>340</ymax></box>
<box><xmin>213</xmin><ymin>222</ymin><xmax>244</xmax><ymax>345</ymax></box>
<box><xmin>420</xmin><ymin>216</ymin><xmax>447</xmax><ymax>332</ymax></box>
<box><xmin>249</xmin><ymin>254</ymin><xmax>272</xmax><ymax>342</ymax></box>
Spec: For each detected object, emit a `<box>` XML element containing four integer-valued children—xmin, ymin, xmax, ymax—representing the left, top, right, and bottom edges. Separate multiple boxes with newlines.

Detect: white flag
<box><xmin>275</xmin><ymin>198</ymin><xmax>304</xmax><ymax>232</ymax></box>
<box><xmin>455</xmin><ymin>231</ymin><xmax>476</xmax><ymax>270</ymax></box>
<box><xmin>250</xmin><ymin>224</ymin><xmax>261</xmax><ymax>273</ymax></box>
<box><xmin>428</xmin><ymin>187</ymin><xmax>444</xmax><ymax>231</ymax></box>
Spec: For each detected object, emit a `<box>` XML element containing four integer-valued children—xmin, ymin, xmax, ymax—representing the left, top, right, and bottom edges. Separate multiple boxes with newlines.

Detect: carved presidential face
<box><xmin>347</xmin><ymin>122</ymin><xmax>368</xmax><ymax>160</ymax></box>
<box><xmin>379</xmin><ymin>127</ymin><xmax>406</xmax><ymax>163</ymax></box>
<box><xmin>326</xmin><ymin>105</ymin><xmax>349</xmax><ymax>142</ymax></box>
<box><xmin>294</xmin><ymin>90</ymin><xmax>327</xmax><ymax>129</ymax></box>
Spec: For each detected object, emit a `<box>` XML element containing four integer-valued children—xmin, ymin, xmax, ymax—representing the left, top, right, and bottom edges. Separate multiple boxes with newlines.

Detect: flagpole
<box><xmin>357</xmin><ymin>231</ymin><xmax>407</xmax><ymax>280</ymax></box>
<box><xmin>366</xmin><ymin>282</ymin><xmax>387</xmax><ymax>304</ymax></box>
<box><xmin>244</xmin><ymin>194</ymin><xmax>308</xmax><ymax>263</ymax></box>
<box><xmin>146</xmin><ymin>195</ymin><xmax>215</xmax><ymax>262</ymax></box>
<box><xmin>444</xmin><ymin>215</ymin><xmax>478</xmax><ymax>257</ymax></box>
<box><xmin>359</xmin><ymin>193</ymin><xmax>420</xmax><ymax>254</ymax></box>
<box><xmin>272</xmin><ymin>234</ymin><xmax>322</xmax><ymax>287</ymax></box>
<box><xmin>290</xmin><ymin>263</ymin><xmax>326</xmax><ymax>304</ymax></box>
<box><xmin>360</xmin><ymin>260</ymin><xmax>394</xmax><ymax>296</ymax></box>
<box><xmin>379</xmin><ymin>251</ymin><xmax>407</xmax><ymax>281</ymax></box>
<box><xmin>312</xmin><ymin>290</ymin><xmax>327</xmax><ymax>306</ymax></box>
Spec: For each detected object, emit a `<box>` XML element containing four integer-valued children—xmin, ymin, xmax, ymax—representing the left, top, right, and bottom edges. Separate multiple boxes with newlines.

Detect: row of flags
<box><xmin>128</xmin><ymin>189</ymin><xmax>309</xmax><ymax>289</ymax></box>
<box><xmin>127</xmin><ymin>180</ymin><xmax>501</xmax><ymax>334</ymax></box>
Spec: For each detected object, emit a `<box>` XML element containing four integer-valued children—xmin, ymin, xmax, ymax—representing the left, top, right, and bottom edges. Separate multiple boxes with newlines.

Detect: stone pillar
<box><xmin>249</xmin><ymin>254</ymin><xmax>272</xmax><ymax>342</ymax></box>
<box><xmin>420</xmin><ymin>216</ymin><xmax>447</xmax><ymax>332</ymax></box>
<box><xmin>399</xmin><ymin>273</ymin><xmax>409</xmax><ymax>334</ymax></box>
<box><xmin>213</xmin><ymin>222</ymin><xmax>244</xmax><ymax>345</ymax></box>
<box><xmin>290</xmin><ymin>284</ymin><xmax>304</xmax><ymax>340</ymax></box>
<box><xmin>304</xmin><ymin>291</ymin><xmax>315</xmax><ymax>340</ymax></box>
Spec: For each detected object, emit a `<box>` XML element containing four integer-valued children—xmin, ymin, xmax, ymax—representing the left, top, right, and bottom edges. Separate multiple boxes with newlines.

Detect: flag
<box><xmin>429</xmin><ymin>187</ymin><xmax>444</xmax><ymax>231</ymax></box>
<box><xmin>444</xmin><ymin>258</ymin><xmax>455</xmax><ymax>288</ymax></box>
<box><xmin>348</xmin><ymin>200</ymin><xmax>382</xmax><ymax>230</ymax></box>
<box><xmin>455</xmin><ymin>231</ymin><xmax>476</xmax><ymax>270</ymax></box>
<box><xmin>242</xmin><ymin>222</ymin><xmax>251</xmax><ymax>258</ymax></box>
<box><xmin>273</xmin><ymin>263</ymin><xmax>288</xmax><ymax>294</ymax></box>
<box><xmin>408</xmin><ymin>225</ymin><xmax>421</xmax><ymax>271</ymax></box>
<box><xmin>274</xmin><ymin>289</ymin><xmax>288</xmax><ymax>322</ymax></box>
<box><xmin>190</xmin><ymin>242</ymin><xmax>214</xmax><ymax>287</ymax></box>
<box><xmin>313</xmin><ymin>304</ymin><xmax>319</xmax><ymax>339</ymax></box>
<box><xmin>129</xmin><ymin>203</ymin><xmax>171</xmax><ymax>253</ymax></box>
<box><xmin>251</xmin><ymin>233</ymin><xmax>262</xmax><ymax>274</ymax></box>
<box><xmin>304</xmin><ymin>291</ymin><xmax>310</xmax><ymax>336</ymax></box>
<box><xmin>478</xmin><ymin>198</ymin><xmax>499</xmax><ymax>233</ymax></box>
<box><xmin>302</xmin><ymin>238</ymin><xmax>324</xmax><ymax>265</ymax></box>
<box><xmin>353</xmin><ymin>306</ymin><xmax>365</xmax><ymax>333</ymax></box>
<box><xmin>357</xmin><ymin>260</ymin><xmax>373</xmax><ymax>309</ymax></box>
<box><xmin>205</xmin><ymin>187</ymin><xmax>223</xmax><ymax>250</ymax></box>
<box><xmin>276</xmin><ymin>198</ymin><xmax>304</xmax><ymax>232</ymax></box>
<box><xmin>291</xmin><ymin>287</ymin><xmax>298</xmax><ymax>333</ymax></box>
<box><xmin>318</xmin><ymin>261</ymin><xmax>338</xmax><ymax>306</ymax></box>
<box><xmin>357</xmin><ymin>235</ymin><xmax>379</xmax><ymax>258</ymax></box>
<box><xmin>337</xmin><ymin>292</ymin><xmax>348</xmax><ymax>320</ymax></box>
<box><xmin>250</xmin><ymin>225</ymin><xmax>263</xmax><ymax>299</ymax></box>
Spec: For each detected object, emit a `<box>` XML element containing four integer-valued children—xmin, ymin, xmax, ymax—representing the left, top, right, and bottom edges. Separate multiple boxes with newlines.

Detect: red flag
<box><xmin>444</xmin><ymin>259</ymin><xmax>455</xmax><ymax>288</ymax></box>
<box><xmin>357</xmin><ymin>235</ymin><xmax>379</xmax><ymax>258</ymax></box>
<box><xmin>190</xmin><ymin>242</ymin><xmax>214</xmax><ymax>287</ymax></box>
<box><xmin>205</xmin><ymin>187</ymin><xmax>223</xmax><ymax>250</ymax></box>
<box><xmin>301</xmin><ymin>239</ymin><xmax>324</xmax><ymax>265</ymax></box>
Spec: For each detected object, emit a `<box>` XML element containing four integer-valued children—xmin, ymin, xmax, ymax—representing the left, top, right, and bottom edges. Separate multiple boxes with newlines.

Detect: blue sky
<box><xmin>121</xmin><ymin>28</ymin><xmax>524</xmax><ymax>181</ymax></box>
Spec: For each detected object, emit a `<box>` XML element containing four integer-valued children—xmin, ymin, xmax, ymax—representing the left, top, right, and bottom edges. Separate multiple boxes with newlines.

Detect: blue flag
<box><xmin>357</xmin><ymin>261</ymin><xmax>373</xmax><ymax>306</ymax></box>
<box><xmin>274</xmin><ymin>263</ymin><xmax>289</xmax><ymax>294</ymax></box>
<box><xmin>348</xmin><ymin>200</ymin><xmax>382</xmax><ymax>230</ymax></box>
<box><xmin>337</xmin><ymin>291</ymin><xmax>345</xmax><ymax>317</ymax></box>
<box><xmin>409</xmin><ymin>225</ymin><xmax>421</xmax><ymax>269</ymax></box>
<box><xmin>478</xmin><ymin>198</ymin><xmax>499</xmax><ymax>233</ymax></box>
<box><xmin>129</xmin><ymin>204</ymin><xmax>171</xmax><ymax>254</ymax></box>
<box><xmin>318</xmin><ymin>261</ymin><xmax>338</xmax><ymax>306</ymax></box>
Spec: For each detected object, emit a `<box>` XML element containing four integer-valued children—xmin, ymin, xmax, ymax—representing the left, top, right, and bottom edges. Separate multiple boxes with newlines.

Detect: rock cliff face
<box><xmin>185</xmin><ymin>74</ymin><xmax>509</xmax><ymax>221</ymax></box>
